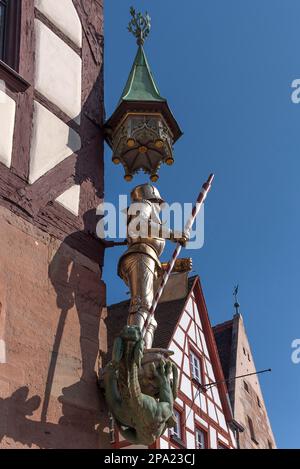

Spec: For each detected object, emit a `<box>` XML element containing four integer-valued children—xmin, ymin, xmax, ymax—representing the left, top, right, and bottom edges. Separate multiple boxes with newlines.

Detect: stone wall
<box><xmin>233</xmin><ymin>315</ymin><xmax>276</xmax><ymax>449</ymax></box>
<box><xmin>0</xmin><ymin>206</ymin><xmax>109</xmax><ymax>448</ymax></box>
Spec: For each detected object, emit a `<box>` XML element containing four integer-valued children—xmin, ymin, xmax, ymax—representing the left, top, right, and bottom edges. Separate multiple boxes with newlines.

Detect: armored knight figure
<box><xmin>118</xmin><ymin>183</ymin><xmax>188</xmax><ymax>349</ymax></box>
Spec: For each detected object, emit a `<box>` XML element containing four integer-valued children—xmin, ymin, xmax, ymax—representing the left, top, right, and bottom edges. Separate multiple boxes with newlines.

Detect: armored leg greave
<box><xmin>120</xmin><ymin>253</ymin><xmax>158</xmax><ymax>348</ymax></box>
<box><xmin>128</xmin><ymin>310</ymin><xmax>157</xmax><ymax>349</ymax></box>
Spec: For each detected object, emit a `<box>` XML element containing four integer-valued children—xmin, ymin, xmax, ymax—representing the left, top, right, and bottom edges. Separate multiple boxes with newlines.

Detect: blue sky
<box><xmin>103</xmin><ymin>0</ymin><xmax>300</xmax><ymax>448</ymax></box>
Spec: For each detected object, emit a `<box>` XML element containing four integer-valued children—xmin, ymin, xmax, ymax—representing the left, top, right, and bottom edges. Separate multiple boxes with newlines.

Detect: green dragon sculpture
<box><xmin>103</xmin><ymin>325</ymin><xmax>178</xmax><ymax>446</ymax></box>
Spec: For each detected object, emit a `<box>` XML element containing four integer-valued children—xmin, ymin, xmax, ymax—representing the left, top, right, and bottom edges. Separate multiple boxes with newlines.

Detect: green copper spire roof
<box><xmin>119</xmin><ymin>45</ymin><xmax>166</xmax><ymax>103</ymax></box>
<box><xmin>104</xmin><ymin>8</ymin><xmax>183</xmax><ymax>147</ymax></box>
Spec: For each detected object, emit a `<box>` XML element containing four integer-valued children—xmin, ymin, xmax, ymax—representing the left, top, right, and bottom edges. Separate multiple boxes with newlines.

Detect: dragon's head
<box><xmin>120</xmin><ymin>325</ymin><xmax>141</xmax><ymax>343</ymax></box>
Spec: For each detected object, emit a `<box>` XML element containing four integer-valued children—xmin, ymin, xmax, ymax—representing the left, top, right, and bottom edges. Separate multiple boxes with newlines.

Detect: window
<box><xmin>257</xmin><ymin>396</ymin><xmax>261</xmax><ymax>408</ymax></box>
<box><xmin>170</xmin><ymin>409</ymin><xmax>186</xmax><ymax>448</ymax></box>
<box><xmin>243</xmin><ymin>347</ymin><xmax>246</xmax><ymax>355</ymax></box>
<box><xmin>172</xmin><ymin>409</ymin><xmax>182</xmax><ymax>440</ymax></box>
<box><xmin>268</xmin><ymin>440</ymin><xmax>273</xmax><ymax>449</ymax></box>
<box><xmin>0</xmin><ymin>1</ymin><xmax>6</xmax><ymax>60</ymax></box>
<box><xmin>190</xmin><ymin>350</ymin><xmax>203</xmax><ymax>384</ymax></box>
<box><xmin>195</xmin><ymin>428</ymin><xmax>207</xmax><ymax>449</ymax></box>
<box><xmin>0</xmin><ymin>0</ymin><xmax>21</xmax><ymax>70</ymax></box>
<box><xmin>247</xmin><ymin>416</ymin><xmax>258</xmax><ymax>444</ymax></box>
<box><xmin>218</xmin><ymin>442</ymin><xmax>227</xmax><ymax>449</ymax></box>
<box><xmin>243</xmin><ymin>380</ymin><xmax>249</xmax><ymax>393</ymax></box>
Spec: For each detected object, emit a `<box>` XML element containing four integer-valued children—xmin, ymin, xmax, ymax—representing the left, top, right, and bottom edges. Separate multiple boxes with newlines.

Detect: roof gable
<box><xmin>177</xmin><ymin>277</ymin><xmax>234</xmax><ymax>423</ymax></box>
<box><xmin>213</xmin><ymin>320</ymin><xmax>234</xmax><ymax>382</ymax></box>
<box><xmin>106</xmin><ymin>276</ymin><xmax>233</xmax><ymax>423</ymax></box>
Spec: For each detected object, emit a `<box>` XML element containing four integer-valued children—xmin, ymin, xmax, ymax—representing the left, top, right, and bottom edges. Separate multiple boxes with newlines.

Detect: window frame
<box><xmin>0</xmin><ymin>0</ymin><xmax>22</xmax><ymax>71</ymax></box>
<box><xmin>217</xmin><ymin>441</ymin><xmax>229</xmax><ymax>449</ymax></box>
<box><xmin>257</xmin><ymin>395</ymin><xmax>261</xmax><ymax>408</ymax></box>
<box><xmin>243</xmin><ymin>380</ymin><xmax>249</xmax><ymax>393</ymax></box>
<box><xmin>247</xmin><ymin>415</ymin><xmax>259</xmax><ymax>445</ymax></box>
<box><xmin>268</xmin><ymin>440</ymin><xmax>273</xmax><ymax>449</ymax></box>
<box><xmin>189</xmin><ymin>348</ymin><xmax>205</xmax><ymax>385</ymax></box>
<box><xmin>195</xmin><ymin>427</ymin><xmax>208</xmax><ymax>449</ymax></box>
<box><xmin>169</xmin><ymin>406</ymin><xmax>186</xmax><ymax>448</ymax></box>
<box><xmin>172</xmin><ymin>408</ymin><xmax>182</xmax><ymax>440</ymax></box>
<box><xmin>0</xmin><ymin>0</ymin><xmax>6</xmax><ymax>60</ymax></box>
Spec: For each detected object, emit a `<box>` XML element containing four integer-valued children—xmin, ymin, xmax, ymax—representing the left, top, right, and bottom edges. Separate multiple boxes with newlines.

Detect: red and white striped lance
<box><xmin>142</xmin><ymin>173</ymin><xmax>215</xmax><ymax>339</ymax></box>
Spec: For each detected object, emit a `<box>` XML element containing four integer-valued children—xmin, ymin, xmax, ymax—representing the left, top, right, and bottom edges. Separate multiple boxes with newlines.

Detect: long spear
<box><xmin>142</xmin><ymin>173</ymin><xmax>215</xmax><ymax>340</ymax></box>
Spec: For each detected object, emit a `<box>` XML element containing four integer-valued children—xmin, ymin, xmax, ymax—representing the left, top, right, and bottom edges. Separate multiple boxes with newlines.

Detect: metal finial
<box><xmin>233</xmin><ymin>284</ymin><xmax>240</xmax><ymax>314</ymax></box>
<box><xmin>127</xmin><ymin>6</ymin><xmax>151</xmax><ymax>46</ymax></box>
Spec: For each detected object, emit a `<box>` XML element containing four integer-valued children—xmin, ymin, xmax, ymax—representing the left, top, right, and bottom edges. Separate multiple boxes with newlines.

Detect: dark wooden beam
<box><xmin>10</xmin><ymin>0</ymin><xmax>35</xmax><ymax>181</ymax></box>
<box><xmin>34</xmin><ymin>90</ymin><xmax>81</xmax><ymax>133</ymax></box>
<box><xmin>0</xmin><ymin>0</ymin><xmax>105</xmax><ymax>264</ymax></box>
<box><xmin>17</xmin><ymin>153</ymin><xmax>78</xmax><ymax>216</ymax></box>
<box><xmin>34</xmin><ymin>7</ymin><xmax>82</xmax><ymax>57</ymax></box>
<box><xmin>0</xmin><ymin>59</ymin><xmax>30</xmax><ymax>92</ymax></box>
<box><xmin>3</xmin><ymin>0</ymin><xmax>22</xmax><ymax>71</ymax></box>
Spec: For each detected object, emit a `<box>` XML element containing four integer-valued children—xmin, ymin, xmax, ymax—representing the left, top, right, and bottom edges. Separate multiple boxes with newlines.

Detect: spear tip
<box><xmin>208</xmin><ymin>173</ymin><xmax>215</xmax><ymax>184</ymax></box>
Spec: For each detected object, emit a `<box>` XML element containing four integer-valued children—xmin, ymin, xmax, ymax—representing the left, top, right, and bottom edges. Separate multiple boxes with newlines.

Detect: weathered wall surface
<box><xmin>0</xmin><ymin>0</ymin><xmax>104</xmax><ymax>247</ymax></box>
<box><xmin>0</xmin><ymin>206</ymin><xmax>109</xmax><ymax>448</ymax></box>
<box><xmin>233</xmin><ymin>315</ymin><xmax>276</xmax><ymax>449</ymax></box>
<box><xmin>0</xmin><ymin>0</ymin><xmax>107</xmax><ymax>448</ymax></box>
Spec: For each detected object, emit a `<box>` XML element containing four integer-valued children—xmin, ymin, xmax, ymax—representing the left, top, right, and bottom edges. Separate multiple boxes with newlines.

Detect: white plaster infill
<box><xmin>29</xmin><ymin>101</ymin><xmax>81</xmax><ymax>184</ymax></box>
<box><xmin>0</xmin><ymin>90</ymin><xmax>16</xmax><ymax>168</ymax></box>
<box><xmin>35</xmin><ymin>0</ymin><xmax>82</xmax><ymax>48</ymax></box>
<box><xmin>56</xmin><ymin>185</ymin><xmax>81</xmax><ymax>216</ymax></box>
<box><xmin>0</xmin><ymin>339</ymin><xmax>6</xmax><ymax>363</ymax></box>
<box><xmin>35</xmin><ymin>19</ymin><xmax>82</xmax><ymax>123</ymax></box>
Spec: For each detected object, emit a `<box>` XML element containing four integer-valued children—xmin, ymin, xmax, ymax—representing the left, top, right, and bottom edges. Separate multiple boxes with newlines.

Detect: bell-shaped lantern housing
<box><xmin>104</xmin><ymin>10</ymin><xmax>182</xmax><ymax>182</ymax></box>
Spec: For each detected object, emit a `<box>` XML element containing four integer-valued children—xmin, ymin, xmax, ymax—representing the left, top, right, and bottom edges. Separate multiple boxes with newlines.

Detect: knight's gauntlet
<box><xmin>161</xmin><ymin>258</ymin><xmax>193</xmax><ymax>273</ymax></box>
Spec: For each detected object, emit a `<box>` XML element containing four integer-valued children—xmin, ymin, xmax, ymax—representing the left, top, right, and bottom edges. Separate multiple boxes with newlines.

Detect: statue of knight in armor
<box><xmin>118</xmin><ymin>183</ymin><xmax>188</xmax><ymax>349</ymax></box>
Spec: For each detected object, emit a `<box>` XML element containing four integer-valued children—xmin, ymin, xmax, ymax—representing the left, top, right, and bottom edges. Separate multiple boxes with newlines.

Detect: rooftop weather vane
<box><xmin>104</xmin><ymin>7</ymin><xmax>182</xmax><ymax>182</ymax></box>
<box><xmin>233</xmin><ymin>284</ymin><xmax>240</xmax><ymax>314</ymax></box>
<box><xmin>127</xmin><ymin>6</ymin><xmax>151</xmax><ymax>45</ymax></box>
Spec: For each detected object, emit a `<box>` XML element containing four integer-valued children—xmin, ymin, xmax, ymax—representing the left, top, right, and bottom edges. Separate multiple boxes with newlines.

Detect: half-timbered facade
<box><xmin>0</xmin><ymin>1</ymin><xmax>109</xmax><ymax>449</ymax></box>
<box><xmin>0</xmin><ymin>0</ymin><xmax>104</xmax><ymax>244</ymax></box>
<box><xmin>0</xmin><ymin>2</ymin><xmax>276</xmax><ymax>451</ymax></box>
<box><xmin>107</xmin><ymin>275</ymin><xmax>237</xmax><ymax>449</ymax></box>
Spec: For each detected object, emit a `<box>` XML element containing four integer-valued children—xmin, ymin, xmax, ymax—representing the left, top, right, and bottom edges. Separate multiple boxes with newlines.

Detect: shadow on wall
<box><xmin>0</xmin><ymin>386</ymin><xmax>108</xmax><ymax>448</ymax></box>
<box><xmin>0</xmin><ymin>65</ymin><xmax>110</xmax><ymax>446</ymax></box>
<box><xmin>45</xmin><ymin>208</ymin><xmax>107</xmax><ymax>444</ymax></box>
<box><xmin>0</xmin><ymin>210</ymin><xmax>109</xmax><ymax>448</ymax></box>
<box><xmin>45</xmin><ymin>208</ymin><xmax>103</xmax><ymax>420</ymax></box>
<box><xmin>0</xmin><ymin>0</ymin><xmax>108</xmax><ymax>445</ymax></box>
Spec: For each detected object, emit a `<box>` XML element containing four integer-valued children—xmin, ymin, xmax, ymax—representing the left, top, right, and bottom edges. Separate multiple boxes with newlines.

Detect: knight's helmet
<box><xmin>130</xmin><ymin>184</ymin><xmax>164</xmax><ymax>204</ymax></box>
